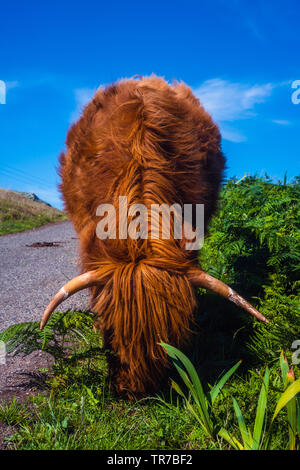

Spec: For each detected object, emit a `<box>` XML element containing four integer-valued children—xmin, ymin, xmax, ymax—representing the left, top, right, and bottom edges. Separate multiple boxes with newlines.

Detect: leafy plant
<box><xmin>197</xmin><ymin>175</ymin><xmax>300</xmax><ymax>373</ymax></box>
<box><xmin>221</xmin><ymin>356</ymin><xmax>300</xmax><ymax>450</ymax></box>
<box><xmin>160</xmin><ymin>342</ymin><xmax>240</xmax><ymax>440</ymax></box>
<box><xmin>276</xmin><ymin>352</ymin><xmax>300</xmax><ymax>450</ymax></box>
<box><xmin>0</xmin><ymin>311</ymin><xmax>99</xmax><ymax>363</ymax></box>
<box><xmin>162</xmin><ymin>343</ymin><xmax>300</xmax><ymax>450</ymax></box>
<box><xmin>219</xmin><ymin>368</ymin><xmax>271</xmax><ymax>450</ymax></box>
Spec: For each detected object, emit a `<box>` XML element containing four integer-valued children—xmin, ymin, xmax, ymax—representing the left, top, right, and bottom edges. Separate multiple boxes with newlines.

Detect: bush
<box><xmin>195</xmin><ymin>175</ymin><xmax>299</xmax><ymax>377</ymax></box>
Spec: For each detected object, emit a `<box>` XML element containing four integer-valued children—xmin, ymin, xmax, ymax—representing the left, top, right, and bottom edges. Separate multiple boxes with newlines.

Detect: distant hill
<box><xmin>13</xmin><ymin>191</ymin><xmax>53</xmax><ymax>207</ymax></box>
<box><xmin>0</xmin><ymin>188</ymin><xmax>67</xmax><ymax>235</ymax></box>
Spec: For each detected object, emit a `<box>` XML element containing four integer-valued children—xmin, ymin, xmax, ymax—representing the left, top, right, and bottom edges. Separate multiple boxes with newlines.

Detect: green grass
<box><xmin>0</xmin><ymin>313</ymin><xmax>198</xmax><ymax>450</ymax></box>
<box><xmin>0</xmin><ymin>398</ymin><xmax>30</xmax><ymax>427</ymax></box>
<box><xmin>0</xmin><ymin>311</ymin><xmax>299</xmax><ymax>450</ymax></box>
<box><xmin>0</xmin><ymin>188</ymin><xmax>67</xmax><ymax>235</ymax></box>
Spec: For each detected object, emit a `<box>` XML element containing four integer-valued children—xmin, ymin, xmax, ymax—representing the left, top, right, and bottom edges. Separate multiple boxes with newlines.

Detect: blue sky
<box><xmin>0</xmin><ymin>0</ymin><xmax>299</xmax><ymax>208</ymax></box>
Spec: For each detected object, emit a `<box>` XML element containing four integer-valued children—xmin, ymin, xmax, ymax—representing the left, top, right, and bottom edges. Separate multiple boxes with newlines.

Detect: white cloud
<box><xmin>0</xmin><ymin>80</ymin><xmax>19</xmax><ymax>104</ymax></box>
<box><xmin>74</xmin><ymin>88</ymin><xmax>95</xmax><ymax>108</ymax></box>
<box><xmin>6</xmin><ymin>80</ymin><xmax>19</xmax><ymax>91</ymax></box>
<box><xmin>272</xmin><ymin>119</ymin><xmax>290</xmax><ymax>126</ymax></box>
<box><xmin>194</xmin><ymin>78</ymin><xmax>274</xmax><ymax>142</ymax></box>
<box><xmin>69</xmin><ymin>79</ymin><xmax>276</xmax><ymax>143</ymax></box>
<box><xmin>70</xmin><ymin>87</ymin><xmax>97</xmax><ymax>123</ymax></box>
<box><xmin>220</xmin><ymin>125</ymin><xmax>247</xmax><ymax>143</ymax></box>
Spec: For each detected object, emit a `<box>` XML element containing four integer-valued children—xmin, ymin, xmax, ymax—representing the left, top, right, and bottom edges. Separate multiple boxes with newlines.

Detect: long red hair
<box><xmin>41</xmin><ymin>76</ymin><xmax>267</xmax><ymax>397</ymax></box>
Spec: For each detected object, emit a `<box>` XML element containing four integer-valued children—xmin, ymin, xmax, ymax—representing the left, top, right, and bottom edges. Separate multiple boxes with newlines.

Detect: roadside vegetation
<box><xmin>0</xmin><ymin>175</ymin><xmax>299</xmax><ymax>450</ymax></box>
<box><xmin>0</xmin><ymin>188</ymin><xmax>67</xmax><ymax>235</ymax></box>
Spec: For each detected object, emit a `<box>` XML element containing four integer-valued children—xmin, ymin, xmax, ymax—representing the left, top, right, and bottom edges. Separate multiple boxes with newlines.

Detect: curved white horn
<box><xmin>188</xmin><ymin>268</ymin><xmax>269</xmax><ymax>323</ymax></box>
<box><xmin>40</xmin><ymin>270</ymin><xmax>100</xmax><ymax>330</ymax></box>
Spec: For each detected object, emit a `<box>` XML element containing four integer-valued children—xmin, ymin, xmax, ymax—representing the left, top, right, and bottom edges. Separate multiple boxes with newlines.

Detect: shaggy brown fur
<box><xmin>59</xmin><ymin>75</ymin><xmax>225</xmax><ymax>397</ymax></box>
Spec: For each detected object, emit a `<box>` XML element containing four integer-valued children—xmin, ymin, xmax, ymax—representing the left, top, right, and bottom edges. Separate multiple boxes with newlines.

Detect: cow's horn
<box><xmin>40</xmin><ymin>270</ymin><xmax>100</xmax><ymax>330</ymax></box>
<box><xmin>188</xmin><ymin>268</ymin><xmax>269</xmax><ymax>323</ymax></box>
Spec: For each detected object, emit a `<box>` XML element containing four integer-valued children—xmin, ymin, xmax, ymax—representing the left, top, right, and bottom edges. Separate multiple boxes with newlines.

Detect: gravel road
<box><xmin>0</xmin><ymin>221</ymin><xmax>91</xmax><ymax>427</ymax></box>
<box><xmin>0</xmin><ymin>220</ymin><xmax>90</xmax><ymax>332</ymax></box>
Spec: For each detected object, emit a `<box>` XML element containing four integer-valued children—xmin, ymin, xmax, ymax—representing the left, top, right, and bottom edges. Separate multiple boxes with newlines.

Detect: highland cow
<box><xmin>40</xmin><ymin>75</ymin><xmax>268</xmax><ymax>398</ymax></box>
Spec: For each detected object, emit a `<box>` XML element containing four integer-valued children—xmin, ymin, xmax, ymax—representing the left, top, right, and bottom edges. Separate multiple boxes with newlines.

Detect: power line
<box><xmin>1</xmin><ymin>163</ymin><xmax>58</xmax><ymax>188</ymax></box>
<box><xmin>0</xmin><ymin>165</ymin><xmax>58</xmax><ymax>189</ymax></box>
<box><xmin>0</xmin><ymin>168</ymin><xmax>55</xmax><ymax>190</ymax></box>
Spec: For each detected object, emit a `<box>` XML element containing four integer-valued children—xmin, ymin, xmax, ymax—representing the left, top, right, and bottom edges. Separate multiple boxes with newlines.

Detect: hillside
<box><xmin>0</xmin><ymin>188</ymin><xmax>67</xmax><ymax>235</ymax></box>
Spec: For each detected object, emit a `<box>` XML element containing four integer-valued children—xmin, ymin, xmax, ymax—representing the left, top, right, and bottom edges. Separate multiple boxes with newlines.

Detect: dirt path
<box><xmin>0</xmin><ymin>220</ymin><xmax>89</xmax><ymax>332</ymax></box>
<box><xmin>0</xmin><ymin>221</ymin><xmax>90</xmax><ymax>447</ymax></box>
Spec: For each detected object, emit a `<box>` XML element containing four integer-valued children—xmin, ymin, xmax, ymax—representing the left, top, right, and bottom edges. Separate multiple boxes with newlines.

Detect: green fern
<box><xmin>0</xmin><ymin>311</ymin><xmax>97</xmax><ymax>362</ymax></box>
<box><xmin>197</xmin><ymin>174</ymin><xmax>300</xmax><ymax>371</ymax></box>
